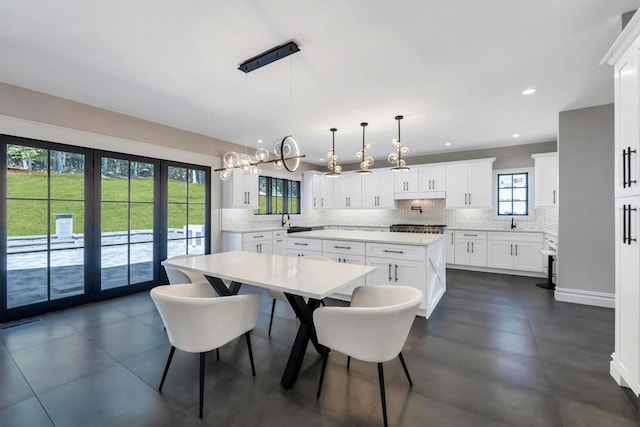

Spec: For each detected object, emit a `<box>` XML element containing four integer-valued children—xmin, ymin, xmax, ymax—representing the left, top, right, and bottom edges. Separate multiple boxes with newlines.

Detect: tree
<box><xmin>7</xmin><ymin>145</ymin><xmax>46</xmax><ymax>171</ymax></box>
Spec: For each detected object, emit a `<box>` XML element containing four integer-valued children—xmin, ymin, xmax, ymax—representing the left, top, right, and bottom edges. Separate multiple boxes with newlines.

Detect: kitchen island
<box><xmin>284</xmin><ymin>230</ymin><xmax>446</xmax><ymax>318</ymax></box>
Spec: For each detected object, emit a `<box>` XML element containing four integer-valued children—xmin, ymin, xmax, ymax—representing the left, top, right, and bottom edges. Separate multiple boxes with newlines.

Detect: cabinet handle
<box><xmin>276</xmin><ymin>239</ymin><xmax>283</xmax><ymax>242</ymax></box>
<box><xmin>294</xmin><ymin>242</ymin><xmax>308</xmax><ymax>246</ymax></box>
<box><xmin>451</xmin><ymin>233</ymin><xmax>454</xmax><ymax>244</ymax></box>
<box><xmin>253</xmin><ymin>235</ymin><xmax>264</xmax><ymax>239</ymax></box>
<box><xmin>623</xmin><ymin>204</ymin><xmax>628</xmax><ymax>245</ymax></box>
<box><xmin>630</xmin><ymin>148</ymin><xmax>637</xmax><ymax>187</ymax></box>
<box><xmin>313</xmin><ymin>197</ymin><xmax>316</xmax><ymax>208</ymax></box>
<box><xmin>468</xmin><ymin>193</ymin><xmax>471</xmax><ymax>205</ymax></box>
<box><xmin>510</xmin><ymin>244</ymin><xmax>513</xmax><ymax>256</ymax></box>
<box><xmin>395</xmin><ymin>264</ymin><xmax>398</xmax><ymax>282</ymax></box>
<box><xmin>383</xmin><ymin>249</ymin><xmax>404</xmax><ymax>254</ymax></box>
<box><xmin>623</xmin><ymin>148</ymin><xmax>628</xmax><ymax>188</ymax></box>
<box><xmin>553</xmin><ymin>190</ymin><xmax>556</xmax><ymax>204</ymax></box>
<box><xmin>471</xmin><ymin>242</ymin><xmax>474</xmax><ymax>253</ymax></box>
<box><xmin>515</xmin><ymin>244</ymin><xmax>518</xmax><ymax>256</ymax></box>
<box><xmin>464</xmin><ymin>193</ymin><xmax>467</xmax><ymax>205</ymax></box>
<box><xmin>321</xmin><ymin>197</ymin><xmax>324</xmax><ymax>208</ymax></box>
<box><xmin>467</xmin><ymin>241</ymin><xmax>470</xmax><ymax>253</ymax></box>
<box><xmin>334</xmin><ymin>245</ymin><xmax>351</xmax><ymax>249</ymax></box>
<box><xmin>388</xmin><ymin>263</ymin><xmax>393</xmax><ymax>281</ymax></box>
<box><xmin>629</xmin><ymin>205</ymin><xmax>637</xmax><ymax>244</ymax></box>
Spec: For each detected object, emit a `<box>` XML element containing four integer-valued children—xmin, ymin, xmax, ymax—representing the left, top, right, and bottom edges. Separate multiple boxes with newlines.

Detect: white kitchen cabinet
<box><xmin>454</xmin><ymin>231</ymin><xmax>487</xmax><ymax>266</ymax></box>
<box><xmin>394</xmin><ymin>168</ymin><xmax>420</xmax><ymax>194</ymax></box>
<box><xmin>334</xmin><ymin>173</ymin><xmax>362</xmax><ymax>208</ymax></box>
<box><xmin>603</xmin><ymin>12</ymin><xmax>640</xmax><ymax>398</ymax></box>
<box><xmin>532</xmin><ymin>153</ymin><xmax>558</xmax><ymax>207</ymax></box>
<box><xmin>362</xmin><ymin>170</ymin><xmax>395</xmax><ymax>208</ymax></box>
<box><xmin>419</xmin><ymin>164</ymin><xmax>446</xmax><ymax>192</ymax></box>
<box><xmin>222</xmin><ymin>168</ymin><xmax>259</xmax><ymax>208</ymax></box>
<box><xmin>272</xmin><ymin>230</ymin><xmax>285</xmax><ymax>255</ymax></box>
<box><xmin>242</xmin><ymin>231</ymin><xmax>273</xmax><ymax>254</ymax></box>
<box><xmin>284</xmin><ymin>236</ymin><xmax>323</xmax><ymax>257</ymax></box>
<box><xmin>323</xmin><ymin>240</ymin><xmax>367</xmax><ymax>298</ymax></box>
<box><xmin>486</xmin><ymin>232</ymin><xmax>543</xmax><ymax>272</ymax></box>
<box><xmin>444</xmin><ymin>230</ymin><xmax>455</xmax><ymax>264</ymax></box>
<box><xmin>445</xmin><ymin>159</ymin><xmax>495</xmax><ymax>208</ymax></box>
<box><xmin>311</xmin><ymin>172</ymin><xmax>335</xmax><ymax>209</ymax></box>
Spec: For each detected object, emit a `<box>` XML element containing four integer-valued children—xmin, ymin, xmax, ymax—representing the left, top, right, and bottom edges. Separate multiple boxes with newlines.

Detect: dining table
<box><xmin>161</xmin><ymin>251</ymin><xmax>376</xmax><ymax>388</ymax></box>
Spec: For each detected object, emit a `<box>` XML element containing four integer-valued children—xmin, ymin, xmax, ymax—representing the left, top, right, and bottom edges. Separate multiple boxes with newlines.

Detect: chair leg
<box><xmin>245</xmin><ymin>332</ymin><xmax>256</xmax><ymax>376</ymax></box>
<box><xmin>320</xmin><ymin>299</ymin><xmax>326</xmax><ymax>306</ymax></box>
<box><xmin>347</xmin><ymin>355</ymin><xmax>351</xmax><ymax>370</ymax></box>
<box><xmin>317</xmin><ymin>350</ymin><xmax>329</xmax><ymax>399</ymax></box>
<box><xmin>159</xmin><ymin>346</ymin><xmax>175</xmax><ymax>392</ymax></box>
<box><xmin>199</xmin><ymin>352</ymin><xmax>205</xmax><ymax>418</ymax></box>
<box><xmin>268</xmin><ymin>299</ymin><xmax>276</xmax><ymax>336</ymax></box>
<box><xmin>378</xmin><ymin>363</ymin><xmax>388</xmax><ymax>427</ymax></box>
<box><xmin>398</xmin><ymin>352</ymin><xmax>413</xmax><ymax>387</ymax></box>
<box><xmin>216</xmin><ymin>348</ymin><xmax>220</xmax><ymax>361</ymax></box>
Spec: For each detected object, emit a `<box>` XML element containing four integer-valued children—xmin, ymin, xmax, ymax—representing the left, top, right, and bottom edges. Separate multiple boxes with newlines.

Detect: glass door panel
<box><xmin>5</xmin><ymin>144</ymin><xmax>87</xmax><ymax>309</ymax></box>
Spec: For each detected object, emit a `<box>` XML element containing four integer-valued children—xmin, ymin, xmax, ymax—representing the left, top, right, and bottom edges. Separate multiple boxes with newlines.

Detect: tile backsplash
<box><xmin>222</xmin><ymin>199</ymin><xmax>558</xmax><ymax>233</ymax></box>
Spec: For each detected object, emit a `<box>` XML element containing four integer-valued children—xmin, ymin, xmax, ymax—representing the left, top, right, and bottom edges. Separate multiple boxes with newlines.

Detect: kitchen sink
<box><xmin>287</xmin><ymin>226</ymin><xmax>313</xmax><ymax>233</ymax></box>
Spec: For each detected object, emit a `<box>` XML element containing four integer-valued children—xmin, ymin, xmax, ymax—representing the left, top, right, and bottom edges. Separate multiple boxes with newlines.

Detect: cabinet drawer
<box><xmin>366</xmin><ymin>243</ymin><xmax>425</xmax><ymax>261</ymax></box>
<box><xmin>488</xmin><ymin>232</ymin><xmax>542</xmax><ymax>243</ymax></box>
<box><xmin>323</xmin><ymin>240</ymin><xmax>366</xmax><ymax>256</ymax></box>
<box><xmin>243</xmin><ymin>231</ymin><xmax>272</xmax><ymax>243</ymax></box>
<box><xmin>455</xmin><ymin>231</ymin><xmax>487</xmax><ymax>240</ymax></box>
<box><xmin>285</xmin><ymin>237</ymin><xmax>322</xmax><ymax>252</ymax></box>
<box><xmin>284</xmin><ymin>248</ymin><xmax>323</xmax><ymax>257</ymax></box>
<box><xmin>273</xmin><ymin>230</ymin><xmax>285</xmax><ymax>239</ymax></box>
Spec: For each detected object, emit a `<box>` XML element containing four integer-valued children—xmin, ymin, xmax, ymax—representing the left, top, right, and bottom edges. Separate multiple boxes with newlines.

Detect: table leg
<box><xmin>536</xmin><ymin>255</ymin><xmax>556</xmax><ymax>290</ymax></box>
<box><xmin>205</xmin><ymin>276</ymin><xmax>243</xmax><ymax>296</ymax></box>
<box><xmin>280</xmin><ymin>293</ymin><xmax>326</xmax><ymax>388</ymax></box>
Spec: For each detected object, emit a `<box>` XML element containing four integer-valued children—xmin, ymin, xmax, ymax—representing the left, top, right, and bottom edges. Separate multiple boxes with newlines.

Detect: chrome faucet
<box><xmin>281</xmin><ymin>212</ymin><xmax>290</xmax><ymax>228</ymax></box>
<box><xmin>510</xmin><ymin>218</ymin><xmax>517</xmax><ymax>229</ymax></box>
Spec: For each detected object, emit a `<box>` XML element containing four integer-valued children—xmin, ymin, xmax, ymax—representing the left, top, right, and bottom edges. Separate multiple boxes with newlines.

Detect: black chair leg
<box><xmin>347</xmin><ymin>355</ymin><xmax>351</xmax><ymax>369</ymax></box>
<box><xmin>245</xmin><ymin>332</ymin><xmax>256</xmax><ymax>376</ymax></box>
<box><xmin>317</xmin><ymin>350</ymin><xmax>329</xmax><ymax>399</ymax></box>
<box><xmin>268</xmin><ymin>299</ymin><xmax>276</xmax><ymax>336</ymax></box>
<box><xmin>159</xmin><ymin>346</ymin><xmax>175</xmax><ymax>392</ymax></box>
<box><xmin>216</xmin><ymin>348</ymin><xmax>220</xmax><ymax>361</ymax></box>
<box><xmin>398</xmin><ymin>352</ymin><xmax>413</xmax><ymax>386</ymax></box>
<box><xmin>320</xmin><ymin>299</ymin><xmax>326</xmax><ymax>306</ymax></box>
<box><xmin>199</xmin><ymin>352</ymin><xmax>205</xmax><ymax>419</ymax></box>
<box><xmin>378</xmin><ymin>363</ymin><xmax>388</xmax><ymax>427</ymax></box>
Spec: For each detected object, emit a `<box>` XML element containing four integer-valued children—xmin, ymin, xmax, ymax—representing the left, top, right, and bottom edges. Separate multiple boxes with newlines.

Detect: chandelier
<box><xmin>388</xmin><ymin>115</ymin><xmax>410</xmax><ymax>171</ymax></box>
<box><xmin>354</xmin><ymin>122</ymin><xmax>374</xmax><ymax>175</ymax></box>
<box><xmin>326</xmin><ymin>128</ymin><xmax>342</xmax><ymax>177</ymax></box>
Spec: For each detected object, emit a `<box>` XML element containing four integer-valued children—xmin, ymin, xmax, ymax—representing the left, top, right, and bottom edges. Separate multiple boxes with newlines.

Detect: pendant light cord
<box><xmin>289</xmin><ymin>57</ymin><xmax>293</xmax><ymax>135</ymax></box>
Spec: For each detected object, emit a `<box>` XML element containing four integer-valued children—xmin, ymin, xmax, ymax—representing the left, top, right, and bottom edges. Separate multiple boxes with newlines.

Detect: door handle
<box><xmin>395</xmin><ymin>264</ymin><xmax>398</xmax><ymax>282</ymax></box>
<box><xmin>388</xmin><ymin>263</ymin><xmax>392</xmax><ymax>281</ymax></box>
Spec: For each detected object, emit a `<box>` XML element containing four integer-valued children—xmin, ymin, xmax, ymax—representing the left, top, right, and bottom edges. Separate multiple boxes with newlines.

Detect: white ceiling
<box><xmin>0</xmin><ymin>1</ymin><xmax>638</xmax><ymax>166</ymax></box>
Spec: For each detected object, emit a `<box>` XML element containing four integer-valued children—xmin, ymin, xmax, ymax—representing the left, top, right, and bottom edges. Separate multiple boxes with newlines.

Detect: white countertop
<box><xmin>286</xmin><ymin>230</ymin><xmax>445</xmax><ymax>246</ymax></box>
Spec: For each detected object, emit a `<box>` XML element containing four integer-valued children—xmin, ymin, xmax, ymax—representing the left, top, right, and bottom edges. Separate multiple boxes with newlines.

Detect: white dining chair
<box><xmin>163</xmin><ymin>254</ymin><xmax>210</xmax><ymax>286</ymax></box>
<box><xmin>313</xmin><ymin>285</ymin><xmax>423</xmax><ymax>427</ymax></box>
<box><xmin>267</xmin><ymin>255</ymin><xmax>332</xmax><ymax>336</ymax></box>
<box><xmin>150</xmin><ymin>283</ymin><xmax>261</xmax><ymax>418</ymax></box>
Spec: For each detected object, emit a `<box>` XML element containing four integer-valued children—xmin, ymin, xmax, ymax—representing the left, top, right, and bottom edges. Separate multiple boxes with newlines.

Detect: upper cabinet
<box><xmin>362</xmin><ymin>169</ymin><xmax>395</xmax><ymax>209</ymax></box>
<box><xmin>532</xmin><ymin>152</ymin><xmax>558</xmax><ymax>207</ymax></box>
<box><xmin>394</xmin><ymin>168</ymin><xmax>420</xmax><ymax>195</ymax></box>
<box><xmin>334</xmin><ymin>173</ymin><xmax>363</xmax><ymax>208</ymax></box>
<box><xmin>419</xmin><ymin>164</ymin><xmax>446</xmax><ymax>192</ymax></box>
<box><xmin>221</xmin><ymin>168</ymin><xmax>259</xmax><ymax>208</ymax></box>
<box><xmin>311</xmin><ymin>173</ymin><xmax>335</xmax><ymax>209</ymax></box>
<box><xmin>445</xmin><ymin>159</ymin><xmax>495</xmax><ymax>208</ymax></box>
<box><xmin>394</xmin><ymin>164</ymin><xmax>446</xmax><ymax>199</ymax></box>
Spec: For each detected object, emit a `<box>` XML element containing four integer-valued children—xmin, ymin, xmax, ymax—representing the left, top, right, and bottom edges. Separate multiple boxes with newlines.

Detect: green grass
<box><xmin>6</xmin><ymin>171</ymin><xmax>206</xmax><ymax>236</ymax></box>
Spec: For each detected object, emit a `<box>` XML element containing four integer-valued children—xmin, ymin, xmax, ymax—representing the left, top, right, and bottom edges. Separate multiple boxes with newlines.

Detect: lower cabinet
<box><xmin>444</xmin><ymin>230</ymin><xmax>455</xmax><ymax>264</ymax></box>
<box><xmin>486</xmin><ymin>232</ymin><xmax>543</xmax><ymax>272</ymax></box>
<box><xmin>222</xmin><ymin>231</ymin><xmax>275</xmax><ymax>254</ymax></box>
<box><xmin>284</xmin><ymin>236</ymin><xmax>323</xmax><ymax>257</ymax></box>
<box><xmin>272</xmin><ymin>231</ymin><xmax>284</xmax><ymax>256</ymax></box>
<box><xmin>454</xmin><ymin>231</ymin><xmax>487</xmax><ymax>267</ymax></box>
<box><xmin>323</xmin><ymin>240</ymin><xmax>366</xmax><ymax>298</ymax></box>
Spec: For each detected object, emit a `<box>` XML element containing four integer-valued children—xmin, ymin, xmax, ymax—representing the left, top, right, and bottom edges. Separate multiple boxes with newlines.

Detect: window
<box><xmin>254</xmin><ymin>176</ymin><xmax>301</xmax><ymax>215</ymax></box>
<box><xmin>497</xmin><ymin>172</ymin><xmax>529</xmax><ymax>216</ymax></box>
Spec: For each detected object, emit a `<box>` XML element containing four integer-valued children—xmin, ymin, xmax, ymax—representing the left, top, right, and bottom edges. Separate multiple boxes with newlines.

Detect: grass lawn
<box><xmin>7</xmin><ymin>171</ymin><xmax>206</xmax><ymax>236</ymax></box>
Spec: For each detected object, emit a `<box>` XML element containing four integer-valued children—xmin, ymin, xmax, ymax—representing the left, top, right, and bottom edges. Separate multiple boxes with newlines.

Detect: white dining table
<box><xmin>162</xmin><ymin>251</ymin><xmax>376</xmax><ymax>388</ymax></box>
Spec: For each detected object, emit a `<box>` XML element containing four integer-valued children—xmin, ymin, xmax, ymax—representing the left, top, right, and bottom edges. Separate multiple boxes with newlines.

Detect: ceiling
<box><xmin>0</xmin><ymin>1</ymin><xmax>638</xmax><ymax>166</ymax></box>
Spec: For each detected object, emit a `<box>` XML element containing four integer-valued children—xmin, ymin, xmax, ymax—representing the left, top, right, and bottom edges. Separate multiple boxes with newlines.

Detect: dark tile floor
<box><xmin>0</xmin><ymin>269</ymin><xmax>638</xmax><ymax>426</ymax></box>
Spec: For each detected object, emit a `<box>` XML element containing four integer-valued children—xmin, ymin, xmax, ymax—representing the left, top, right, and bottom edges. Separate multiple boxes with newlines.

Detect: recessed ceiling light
<box><xmin>257</xmin><ymin>139</ymin><xmax>263</xmax><ymax>143</ymax></box>
<box><xmin>444</xmin><ymin>142</ymin><xmax>453</xmax><ymax>146</ymax></box>
<box><xmin>521</xmin><ymin>88</ymin><xmax>536</xmax><ymax>95</ymax></box>
<box><xmin>319</xmin><ymin>158</ymin><xmax>324</xmax><ymax>161</ymax></box>
<box><xmin>512</xmin><ymin>134</ymin><xmax>520</xmax><ymax>138</ymax></box>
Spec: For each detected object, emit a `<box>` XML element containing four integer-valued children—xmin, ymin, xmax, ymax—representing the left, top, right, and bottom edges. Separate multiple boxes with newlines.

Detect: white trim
<box><xmin>493</xmin><ymin>167</ymin><xmax>535</xmax><ymax>220</ymax></box>
<box><xmin>446</xmin><ymin>264</ymin><xmax>545</xmax><ymax>278</ymax></box>
<box><xmin>554</xmin><ymin>287</ymin><xmax>615</xmax><ymax>308</ymax></box>
<box><xmin>610</xmin><ymin>354</ymin><xmax>640</xmax><ymax>396</ymax></box>
<box><xmin>601</xmin><ymin>10</ymin><xmax>640</xmax><ymax>65</ymax></box>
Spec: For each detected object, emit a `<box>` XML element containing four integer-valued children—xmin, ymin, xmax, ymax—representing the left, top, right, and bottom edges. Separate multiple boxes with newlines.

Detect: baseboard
<box><xmin>554</xmin><ymin>287</ymin><xmax>614</xmax><ymax>308</ymax></box>
<box><xmin>446</xmin><ymin>264</ymin><xmax>545</xmax><ymax>278</ymax></box>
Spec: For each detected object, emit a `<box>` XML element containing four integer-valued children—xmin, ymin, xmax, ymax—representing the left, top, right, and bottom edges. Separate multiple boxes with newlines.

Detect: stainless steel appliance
<box><xmin>389</xmin><ymin>224</ymin><xmax>447</xmax><ymax>234</ymax></box>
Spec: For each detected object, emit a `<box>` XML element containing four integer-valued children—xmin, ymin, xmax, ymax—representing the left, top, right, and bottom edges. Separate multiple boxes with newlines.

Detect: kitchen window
<box><xmin>254</xmin><ymin>176</ymin><xmax>301</xmax><ymax>215</ymax></box>
<box><xmin>497</xmin><ymin>172</ymin><xmax>529</xmax><ymax>216</ymax></box>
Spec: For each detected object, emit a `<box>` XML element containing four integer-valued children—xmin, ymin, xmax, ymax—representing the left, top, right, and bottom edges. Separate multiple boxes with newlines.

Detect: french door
<box><xmin>1</xmin><ymin>136</ymin><xmax>211</xmax><ymax>322</ymax></box>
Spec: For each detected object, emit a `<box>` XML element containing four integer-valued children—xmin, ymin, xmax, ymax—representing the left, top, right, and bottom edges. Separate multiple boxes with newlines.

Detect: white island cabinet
<box><xmin>283</xmin><ymin>230</ymin><xmax>446</xmax><ymax>318</ymax></box>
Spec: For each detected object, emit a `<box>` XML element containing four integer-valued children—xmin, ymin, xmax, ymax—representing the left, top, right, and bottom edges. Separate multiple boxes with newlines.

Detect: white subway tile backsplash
<box><xmin>222</xmin><ymin>199</ymin><xmax>557</xmax><ymax>233</ymax></box>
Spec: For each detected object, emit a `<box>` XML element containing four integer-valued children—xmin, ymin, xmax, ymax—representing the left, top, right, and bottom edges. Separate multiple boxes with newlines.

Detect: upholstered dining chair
<box><xmin>267</xmin><ymin>255</ymin><xmax>332</xmax><ymax>336</ymax></box>
<box><xmin>150</xmin><ymin>283</ymin><xmax>261</xmax><ymax>418</ymax></box>
<box><xmin>313</xmin><ymin>285</ymin><xmax>423</xmax><ymax>427</ymax></box>
<box><xmin>163</xmin><ymin>254</ymin><xmax>209</xmax><ymax>286</ymax></box>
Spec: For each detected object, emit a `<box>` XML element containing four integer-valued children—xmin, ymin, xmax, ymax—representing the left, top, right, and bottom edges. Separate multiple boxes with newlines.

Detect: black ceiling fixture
<box><xmin>238</xmin><ymin>41</ymin><xmax>300</xmax><ymax>73</ymax></box>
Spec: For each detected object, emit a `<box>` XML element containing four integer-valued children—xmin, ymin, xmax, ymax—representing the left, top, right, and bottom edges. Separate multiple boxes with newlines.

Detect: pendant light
<box><xmin>354</xmin><ymin>122</ymin><xmax>373</xmax><ymax>175</ymax></box>
<box><xmin>326</xmin><ymin>128</ymin><xmax>342</xmax><ymax>177</ymax></box>
<box><xmin>388</xmin><ymin>115</ymin><xmax>410</xmax><ymax>172</ymax></box>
